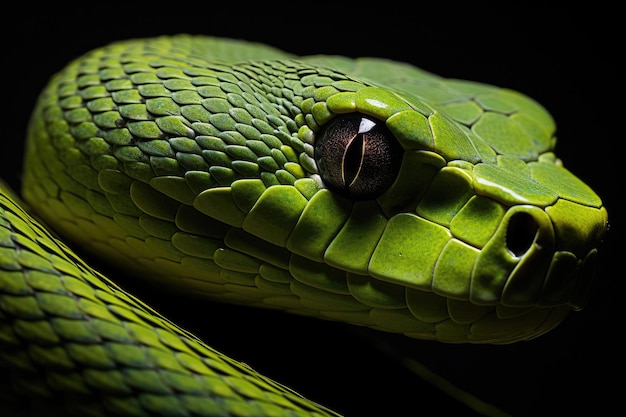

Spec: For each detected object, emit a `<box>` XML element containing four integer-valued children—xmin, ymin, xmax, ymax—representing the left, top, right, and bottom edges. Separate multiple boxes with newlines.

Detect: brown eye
<box><xmin>314</xmin><ymin>114</ymin><xmax>403</xmax><ymax>199</ymax></box>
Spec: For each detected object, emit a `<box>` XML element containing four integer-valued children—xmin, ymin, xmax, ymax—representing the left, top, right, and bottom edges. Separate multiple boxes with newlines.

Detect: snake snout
<box><xmin>474</xmin><ymin>199</ymin><xmax>607</xmax><ymax>312</ymax></box>
<box><xmin>543</xmin><ymin>199</ymin><xmax>609</xmax><ymax>310</ymax></box>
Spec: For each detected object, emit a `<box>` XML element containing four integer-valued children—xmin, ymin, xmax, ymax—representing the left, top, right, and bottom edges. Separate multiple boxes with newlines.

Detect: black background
<box><xmin>1</xmin><ymin>8</ymin><xmax>621</xmax><ymax>417</ymax></box>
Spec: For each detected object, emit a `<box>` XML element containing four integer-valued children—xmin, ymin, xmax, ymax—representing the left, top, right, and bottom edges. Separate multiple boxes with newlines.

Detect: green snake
<box><xmin>0</xmin><ymin>34</ymin><xmax>608</xmax><ymax>416</ymax></box>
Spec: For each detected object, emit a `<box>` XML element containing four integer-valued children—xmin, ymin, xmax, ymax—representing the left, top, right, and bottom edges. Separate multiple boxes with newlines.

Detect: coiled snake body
<box><xmin>0</xmin><ymin>35</ymin><xmax>608</xmax><ymax>416</ymax></box>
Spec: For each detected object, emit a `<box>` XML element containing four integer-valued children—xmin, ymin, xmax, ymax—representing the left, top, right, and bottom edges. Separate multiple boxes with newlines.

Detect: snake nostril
<box><xmin>506</xmin><ymin>211</ymin><xmax>539</xmax><ymax>257</ymax></box>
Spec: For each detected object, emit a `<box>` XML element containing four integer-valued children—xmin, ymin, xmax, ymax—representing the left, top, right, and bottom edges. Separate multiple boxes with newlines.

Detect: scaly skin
<box><xmin>0</xmin><ymin>181</ymin><xmax>339</xmax><ymax>416</ymax></box>
<box><xmin>0</xmin><ymin>35</ymin><xmax>608</xmax><ymax>415</ymax></box>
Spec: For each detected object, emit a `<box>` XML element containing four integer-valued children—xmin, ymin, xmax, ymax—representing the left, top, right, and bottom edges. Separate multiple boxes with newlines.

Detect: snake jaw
<box><xmin>12</xmin><ymin>35</ymin><xmax>609</xmax><ymax>349</ymax></box>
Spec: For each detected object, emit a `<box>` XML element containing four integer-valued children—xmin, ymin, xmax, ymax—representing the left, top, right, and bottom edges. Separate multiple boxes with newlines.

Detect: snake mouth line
<box><xmin>12</xmin><ymin>34</ymin><xmax>609</xmax><ymax>348</ymax></box>
<box><xmin>567</xmin><ymin>248</ymin><xmax>602</xmax><ymax>311</ymax></box>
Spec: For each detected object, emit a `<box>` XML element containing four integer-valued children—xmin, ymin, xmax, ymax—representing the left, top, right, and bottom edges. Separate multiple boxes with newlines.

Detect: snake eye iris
<box><xmin>314</xmin><ymin>114</ymin><xmax>403</xmax><ymax>199</ymax></box>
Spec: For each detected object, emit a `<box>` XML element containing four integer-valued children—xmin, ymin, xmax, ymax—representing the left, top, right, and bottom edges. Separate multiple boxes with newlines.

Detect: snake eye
<box><xmin>314</xmin><ymin>114</ymin><xmax>403</xmax><ymax>199</ymax></box>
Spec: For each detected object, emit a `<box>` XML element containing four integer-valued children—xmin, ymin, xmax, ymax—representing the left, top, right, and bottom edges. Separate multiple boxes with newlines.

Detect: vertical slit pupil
<box><xmin>343</xmin><ymin>134</ymin><xmax>364</xmax><ymax>188</ymax></box>
<box><xmin>314</xmin><ymin>113</ymin><xmax>403</xmax><ymax>200</ymax></box>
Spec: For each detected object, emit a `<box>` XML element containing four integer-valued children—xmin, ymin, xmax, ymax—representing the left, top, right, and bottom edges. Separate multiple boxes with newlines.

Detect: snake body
<box><xmin>0</xmin><ymin>35</ymin><xmax>608</xmax><ymax>416</ymax></box>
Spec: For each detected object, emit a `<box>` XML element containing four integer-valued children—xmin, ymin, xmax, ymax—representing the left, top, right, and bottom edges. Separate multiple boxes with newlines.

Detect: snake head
<box><xmin>304</xmin><ymin>76</ymin><xmax>608</xmax><ymax>343</ymax></box>
<box><xmin>22</xmin><ymin>40</ymin><xmax>608</xmax><ymax>345</ymax></box>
